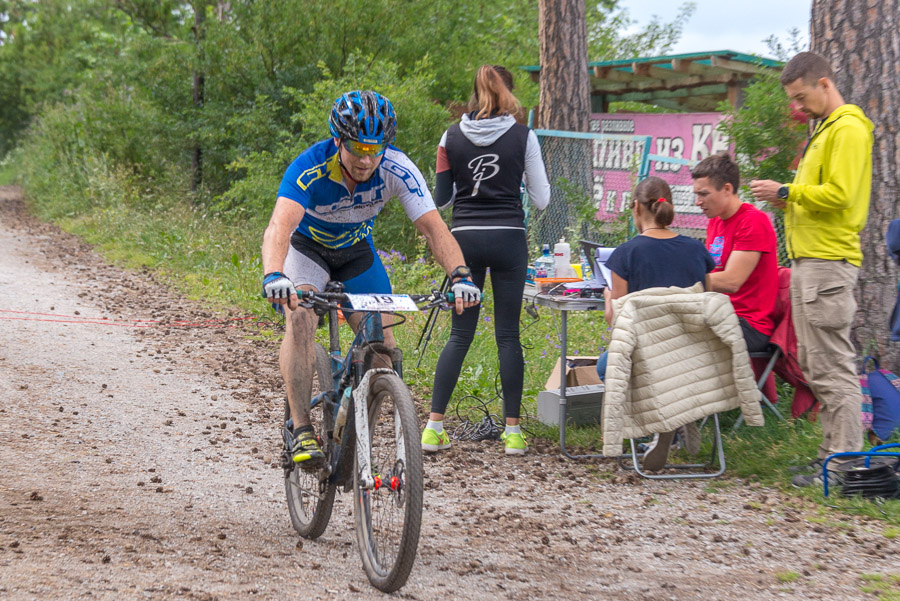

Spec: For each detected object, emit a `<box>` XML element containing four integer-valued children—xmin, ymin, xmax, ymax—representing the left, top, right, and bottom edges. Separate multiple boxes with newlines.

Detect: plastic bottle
<box><xmin>333</xmin><ymin>386</ymin><xmax>352</xmax><ymax>442</ymax></box>
<box><xmin>554</xmin><ymin>238</ymin><xmax>576</xmax><ymax>278</ymax></box>
<box><xmin>579</xmin><ymin>249</ymin><xmax>592</xmax><ymax>281</ymax></box>
<box><xmin>534</xmin><ymin>244</ymin><xmax>555</xmax><ymax>278</ymax></box>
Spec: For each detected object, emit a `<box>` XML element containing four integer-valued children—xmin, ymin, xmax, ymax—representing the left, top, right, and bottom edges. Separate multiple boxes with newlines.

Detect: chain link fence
<box><xmin>526</xmin><ymin>128</ymin><xmax>789</xmax><ymax>265</ymax></box>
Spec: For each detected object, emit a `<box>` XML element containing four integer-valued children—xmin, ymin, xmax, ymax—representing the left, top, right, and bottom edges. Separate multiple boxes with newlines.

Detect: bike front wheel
<box><xmin>284</xmin><ymin>343</ymin><xmax>336</xmax><ymax>539</ymax></box>
<box><xmin>353</xmin><ymin>373</ymin><xmax>424</xmax><ymax>593</ymax></box>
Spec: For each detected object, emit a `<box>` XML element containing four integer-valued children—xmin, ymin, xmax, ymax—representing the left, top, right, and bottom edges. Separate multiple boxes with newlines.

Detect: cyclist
<box><xmin>261</xmin><ymin>90</ymin><xmax>481</xmax><ymax>469</ymax></box>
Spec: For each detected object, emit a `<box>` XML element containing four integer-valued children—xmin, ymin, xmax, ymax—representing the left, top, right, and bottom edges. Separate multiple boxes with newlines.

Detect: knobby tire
<box><xmin>284</xmin><ymin>343</ymin><xmax>336</xmax><ymax>539</ymax></box>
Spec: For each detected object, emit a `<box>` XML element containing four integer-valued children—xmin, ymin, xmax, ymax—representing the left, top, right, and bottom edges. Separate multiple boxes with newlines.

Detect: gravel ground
<box><xmin>0</xmin><ymin>186</ymin><xmax>897</xmax><ymax>601</ymax></box>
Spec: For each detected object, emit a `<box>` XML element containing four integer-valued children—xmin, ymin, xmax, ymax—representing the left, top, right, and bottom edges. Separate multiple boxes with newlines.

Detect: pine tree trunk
<box><xmin>811</xmin><ymin>0</ymin><xmax>900</xmax><ymax>368</ymax></box>
<box><xmin>191</xmin><ymin>4</ymin><xmax>206</xmax><ymax>192</ymax></box>
<box><xmin>534</xmin><ymin>0</ymin><xmax>592</xmax><ymax>250</ymax></box>
<box><xmin>537</xmin><ymin>0</ymin><xmax>590</xmax><ymax>131</ymax></box>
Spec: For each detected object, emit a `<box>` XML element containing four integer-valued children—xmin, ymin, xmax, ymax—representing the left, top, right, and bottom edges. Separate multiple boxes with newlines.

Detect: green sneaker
<box><xmin>501</xmin><ymin>431</ymin><xmax>527</xmax><ymax>455</ymax></box>
<box><xmin>292</xmin><ymin>430</ymin><xmax>326</xmax><ymax>470</ymax></box>
<box><xmin>421</xmin><ymin>427</ymin><xmax>451</xmax><ymax>452</ymax></box>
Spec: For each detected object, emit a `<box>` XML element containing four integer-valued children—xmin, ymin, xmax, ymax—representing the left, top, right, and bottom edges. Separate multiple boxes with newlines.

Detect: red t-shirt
<box><xmin>706</xmin><ymin>203</ymin><xmax>778</xmax><ymax>336</ymax></box>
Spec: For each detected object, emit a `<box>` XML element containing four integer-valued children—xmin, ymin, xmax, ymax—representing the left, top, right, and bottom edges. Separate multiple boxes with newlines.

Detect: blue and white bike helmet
<box><xmin>328</xmin><ymin>90</ymin><xmax>397</xmax><ymax>146</ymax></box>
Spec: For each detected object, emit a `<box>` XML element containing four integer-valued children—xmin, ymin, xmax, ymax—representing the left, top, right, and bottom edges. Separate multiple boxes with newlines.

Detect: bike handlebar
<box><xmin>294</xmin><ymin>290</ymin><xmax>456</xmax><ymax>312</ymax></box>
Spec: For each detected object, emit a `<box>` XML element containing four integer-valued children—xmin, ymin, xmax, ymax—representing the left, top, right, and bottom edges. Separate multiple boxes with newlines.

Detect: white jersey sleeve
<box><xmin>379</xmin><ymin>148</ymin><xmax>437</xmax><ymax>222</ymax></box>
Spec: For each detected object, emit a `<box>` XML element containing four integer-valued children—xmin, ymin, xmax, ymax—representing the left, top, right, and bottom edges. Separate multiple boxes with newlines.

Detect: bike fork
<box><xmin>353</xmin><ymin>368</ymin><xmax>401</xmax><ymax>490</ymax></box>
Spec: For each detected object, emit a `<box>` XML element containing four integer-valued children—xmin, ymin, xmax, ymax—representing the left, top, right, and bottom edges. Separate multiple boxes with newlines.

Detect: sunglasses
<box><xmin>343</xmin><ymin>139</ymin><xmax>387</xmax><ymax>158</ymax></box>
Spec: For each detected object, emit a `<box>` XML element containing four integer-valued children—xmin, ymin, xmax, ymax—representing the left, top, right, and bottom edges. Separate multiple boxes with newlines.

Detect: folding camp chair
<box><xmin>624</xmin><ymin>347</ymin><xmax>782</xmax><ymax>477</ymax></box>
<box><xmin>732</xmin><ymin>345</ymin><xmax>787</xmax><ymax>430</ymax></box>
<box><xmin>619</xmin><ymin>414</ymin><xmax>726</xmax><ymax>480</ymax></box>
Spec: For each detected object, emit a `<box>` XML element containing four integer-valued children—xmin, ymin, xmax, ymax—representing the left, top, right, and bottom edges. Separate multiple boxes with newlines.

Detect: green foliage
<box><xmin>217</xmin><ymin>56</ymin><xmax>451</xmax><ymax>257</ymax></box>
<box><xmin>0</xmin><ymin>1</ymin><xmax>107</xmax><ymax>154</ymax></box>
<box><xmin>718</xmin><ymin>30</ymin><xmax>807</xmax><ymax>265</ymax></box>
<box><xmin>716</xmin><ymin>29</ymin><xmax>808</xmax><ymax>184</ymax></box>
<box><xmin>588</xmin><ymin>1</ymin><xmax>697</xmax><ymax>61</ymax></box>
<box><xmin>1</xmin><ymin>0</ymin><xmax>699</xmax><ymax>256</ymax></box>
<box><xmin>716</xmin><ymin>73</ymin><xmax>807</xmax><ymax>186</ymax></box>
<box><xmin>13</xmin><ymin>83</ymin><xmax>188</xmax><ymax>221</ymax></box>
<box><xmin>857</xmin><ymin>573</ymin><xmax>900</xmax><ymax>601</ymax></box>
<box><xmin>716</xmin><ymin>51</ymin><xmax>807</xmax><ymax>265</ymax></box>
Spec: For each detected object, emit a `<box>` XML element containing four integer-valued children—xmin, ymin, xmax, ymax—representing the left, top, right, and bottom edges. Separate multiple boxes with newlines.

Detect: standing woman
<box><xmin>421</xmin><ymin>65</ymin><xmax>550</xmax><ymax>455</ymax></box>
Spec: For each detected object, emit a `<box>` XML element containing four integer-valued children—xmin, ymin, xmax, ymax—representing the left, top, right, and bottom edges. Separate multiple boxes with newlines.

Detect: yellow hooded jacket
<box><xmin>786</xmin><ymin>104</ymin><xmax>874</xmax><ymax>266</ymax></box>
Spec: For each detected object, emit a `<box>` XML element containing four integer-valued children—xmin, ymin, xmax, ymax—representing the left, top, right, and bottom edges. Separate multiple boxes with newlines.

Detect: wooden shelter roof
<box><xmin>522</xmin><ymin>50</ymin><xmax>783</xmax><ymax>112</ymax></box>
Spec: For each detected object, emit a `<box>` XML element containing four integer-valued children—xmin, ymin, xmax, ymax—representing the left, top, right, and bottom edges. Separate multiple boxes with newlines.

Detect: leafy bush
<box><xmin>716</xmin><ymin>70</ymin><xmax>807</xmax><ymax>265</ymax></box>
<box><xmin>218</xmin><ymin>55</ymin><xmax>452</xmax><ymax>257</ymax></box>
<box><xmin>716</xmin><ymin>72</ymin><xmax>807</xmax><ymax>187</ymax></box>
<box><xmin>14</xmin><ymin>84</ymin><xmax>188</xmax><ymax>221</ymax></box>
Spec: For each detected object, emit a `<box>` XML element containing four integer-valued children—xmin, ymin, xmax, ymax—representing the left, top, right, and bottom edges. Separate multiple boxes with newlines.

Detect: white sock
<box><xmin>427</xmin><ymin>420</ymin><xmax>443</xmax><ymax>433</ymax></box>
<box><xmin>505</xmin><ymin>425</ymin><xmax>521</xmax><ymax>435</ymax></box>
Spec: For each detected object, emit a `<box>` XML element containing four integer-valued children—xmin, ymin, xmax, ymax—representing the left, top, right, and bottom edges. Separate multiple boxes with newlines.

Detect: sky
<box><xmin>618</xmin><ymin>0</ymin><xmax>812</xmax><ymax>59</ymax></box>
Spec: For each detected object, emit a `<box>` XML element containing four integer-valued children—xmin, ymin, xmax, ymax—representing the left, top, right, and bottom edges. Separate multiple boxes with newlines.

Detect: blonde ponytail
<box><xmin>469</xmin><ymin>65</ymin><xmax>522</xmax><ymax>119</ymax></box>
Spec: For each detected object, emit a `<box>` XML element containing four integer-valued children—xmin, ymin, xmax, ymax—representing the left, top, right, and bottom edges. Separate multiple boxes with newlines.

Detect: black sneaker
<box><xmin>292</xmin><ymin>430</ymin><xmax>326</xmax><ymax>471</ymax></box>
<box><xmin>791</xmin><ymin>469</ymin><xmax>843</xmax><ymax>489</ymax></box>
<box><xmin>788</xmin><ymin>458</ymin><xmax>824</xmax><ymax>474</ymax></box>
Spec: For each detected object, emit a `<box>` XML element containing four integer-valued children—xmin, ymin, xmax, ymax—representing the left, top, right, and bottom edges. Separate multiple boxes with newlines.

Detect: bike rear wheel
<box><xmin>353</xmin><ymin>373</ymin><xmax>423</xmax><ymax>592</ymax></box>
<box><xmin>284</xmin><ymin>343</ymin><xmax>337</xmax><ymax>539</ymax></box>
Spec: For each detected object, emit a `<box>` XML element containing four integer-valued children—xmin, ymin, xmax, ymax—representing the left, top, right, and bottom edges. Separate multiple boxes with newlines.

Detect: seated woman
<box><xmin>596</xmin><ymin>176</ymin><xmax>715</xmax><ymax>469</ymax></box>
<box><xmin>596</xmin><ymin>175</ymin><xmax>716</xmax><ymax>380</ymax></box>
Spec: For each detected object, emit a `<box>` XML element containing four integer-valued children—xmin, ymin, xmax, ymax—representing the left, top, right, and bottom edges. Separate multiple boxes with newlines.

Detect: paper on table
<box><xmin>593</xmin><ymin>247</ymin><xmax>616</xmax><ymax>288</ymax></box>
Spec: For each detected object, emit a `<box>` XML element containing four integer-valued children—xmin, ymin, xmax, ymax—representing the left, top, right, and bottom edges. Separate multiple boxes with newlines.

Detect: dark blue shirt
<box><xmin>606</xmin><ymin>234</ymin><xmax>715</xmax><ymax>293</ymax></box>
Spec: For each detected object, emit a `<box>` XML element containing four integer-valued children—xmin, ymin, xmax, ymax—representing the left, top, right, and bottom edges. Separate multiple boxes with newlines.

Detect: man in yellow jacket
<box><xmin>751</xmin><ymin>52</ymin><xmax>874</xmax><ymax>488</ymax></box>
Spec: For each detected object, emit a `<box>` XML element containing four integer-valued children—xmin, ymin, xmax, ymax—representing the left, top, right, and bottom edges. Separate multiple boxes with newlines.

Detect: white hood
<box><xmin>458</xmin><ymin>113</ymin><xmax>517</xmax><ymax>147</ymax></box>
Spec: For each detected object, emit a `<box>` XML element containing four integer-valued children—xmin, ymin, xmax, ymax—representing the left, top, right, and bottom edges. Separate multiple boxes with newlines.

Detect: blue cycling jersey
<box><xmin>277</xmin><ymin>139</ymin><xmax>436</xmax><ymax>249</ymax></box>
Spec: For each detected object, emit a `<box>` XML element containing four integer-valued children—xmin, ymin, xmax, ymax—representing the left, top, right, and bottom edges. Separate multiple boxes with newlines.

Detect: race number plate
<box><xmin>346</xmin><ymin>294</ymin><xmax>420</xmax><ymax>312</ymax></box>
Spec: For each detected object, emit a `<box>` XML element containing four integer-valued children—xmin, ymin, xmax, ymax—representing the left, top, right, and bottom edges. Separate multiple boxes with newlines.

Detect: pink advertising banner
<box><xmin>589</xmin><ymin>112</ymin><xmax>731</xmax><ymax>230</ymax></box>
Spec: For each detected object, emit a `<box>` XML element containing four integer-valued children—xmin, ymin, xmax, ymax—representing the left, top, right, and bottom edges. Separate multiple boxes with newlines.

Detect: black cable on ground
<box><xmin>839</xmin><ymin>458</ymin><xmax>900</xmax><ymax>499</ymax></box>
<box><xmin>438</xmin><ymin>298</ymin><xmax>543</xmax><ymax>442</ymax></box>
<box><xmin>449</xmin><ymin>394</ymin><xmax>502</xmax><ymax>442</ymax></box>
<box><xmin>519</xmin><ymin>299</ymin><xmax>540</xmax><ymax>351</ymax></box>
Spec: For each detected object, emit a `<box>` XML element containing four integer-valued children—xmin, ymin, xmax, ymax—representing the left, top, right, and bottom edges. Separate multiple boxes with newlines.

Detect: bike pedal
<box><xmin>280</xmin><ymin>454</ymin><xmax>294</xmax><ymax>471</ymax></box>
<box><xmin>297</xmin><ymin>457</ymin><xmax>326</xmax><ymax>473</ymax></box>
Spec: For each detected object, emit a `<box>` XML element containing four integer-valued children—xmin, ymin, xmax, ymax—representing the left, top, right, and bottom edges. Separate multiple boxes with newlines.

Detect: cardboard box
<box><xmin>539</xmin><ymin>356</ymin><xmax>604</xmax><ymax>427</ymax></box>
<box><xmin>537</xmin><ymin>385</ymin><xmax>605</xmax><ymax>426</ymax></box>
<box><xmin>535</xmin><ymin>277</ymin><xmax>582</xmax><ymax>294</ymax></box>
<box><xmin>544</xmin><ymin>356</ymin><xmax>604</xmax><ymax>390</ymax></box>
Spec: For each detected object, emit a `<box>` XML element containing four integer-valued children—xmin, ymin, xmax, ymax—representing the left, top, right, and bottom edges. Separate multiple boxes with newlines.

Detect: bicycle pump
<box><xmin>414</xmin><ymin>275</ymin><xmax>450</xmax><ymax>368</ymax></box>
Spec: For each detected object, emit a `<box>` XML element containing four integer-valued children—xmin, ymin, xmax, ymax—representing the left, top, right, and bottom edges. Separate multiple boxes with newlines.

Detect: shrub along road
<box><xmin>0</xmin><ymin>186</ymin><xmax>896</xmax><ymax>601</ymax></box>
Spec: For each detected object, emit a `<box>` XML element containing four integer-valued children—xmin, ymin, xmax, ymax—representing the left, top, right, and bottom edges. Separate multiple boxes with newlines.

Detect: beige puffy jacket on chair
<box><xmin>601</xmin><ymin>283</ymin><xmax>764</xmax><ymax>457</ymax></box>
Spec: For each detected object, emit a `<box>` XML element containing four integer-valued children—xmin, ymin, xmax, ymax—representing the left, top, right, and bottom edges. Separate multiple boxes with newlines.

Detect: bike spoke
<box><xmin>366</xmin><ymin>394</ymin><xmax>405</xmax><ymax>568</ymax></box>
<box><xmin>283</xmin><ymin>343</ymin><xmax>336</xmax><ymax>540</ymax></box>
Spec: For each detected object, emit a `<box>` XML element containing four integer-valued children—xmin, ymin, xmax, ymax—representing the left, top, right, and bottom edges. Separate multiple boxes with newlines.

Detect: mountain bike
<box><xmin>280</xmin><ymin>282</ymin><xmax>455</xmax><ymax>592</ymax></box>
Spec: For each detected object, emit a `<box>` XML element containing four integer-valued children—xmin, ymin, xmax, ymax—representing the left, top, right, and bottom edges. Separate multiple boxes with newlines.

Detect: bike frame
<box><xmin>306</xmin><ymin>305</ymin><xmax>401</xmax><ymax>491</ymax></box>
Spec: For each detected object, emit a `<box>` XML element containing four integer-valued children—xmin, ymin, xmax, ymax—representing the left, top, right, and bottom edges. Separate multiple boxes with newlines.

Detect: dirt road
<box><xmin>0</xmin><ymin>186</ymin><xmax>896</xmax><ymax>600</ymax></box>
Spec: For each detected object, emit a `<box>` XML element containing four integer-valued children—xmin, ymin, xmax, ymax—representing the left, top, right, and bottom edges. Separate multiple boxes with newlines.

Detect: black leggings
<box><xmin>431</xmin><ymin>229</ymin><xmax>527</xmax><ymax>419</ymax></box>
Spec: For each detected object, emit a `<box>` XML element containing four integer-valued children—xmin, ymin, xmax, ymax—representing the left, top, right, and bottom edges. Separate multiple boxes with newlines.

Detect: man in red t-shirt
<box><xmin>692</xmin><ymin>152</ymin><xmax>778</xmax><ymax>352</ymax></box>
